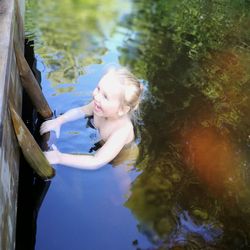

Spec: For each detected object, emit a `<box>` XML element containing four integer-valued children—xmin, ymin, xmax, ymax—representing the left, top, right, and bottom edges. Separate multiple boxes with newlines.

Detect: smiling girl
<box><xmin>40</xmin><ymin>67</ymin><xmax>143</xmax><ymax>170</ymax></box>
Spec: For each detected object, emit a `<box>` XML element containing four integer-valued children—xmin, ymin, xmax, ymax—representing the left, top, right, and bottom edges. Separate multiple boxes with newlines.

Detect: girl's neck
<box><xmin>105</xmin><ymin>113</ymin><xmax>129</xmax><ymax>122</ymax></box>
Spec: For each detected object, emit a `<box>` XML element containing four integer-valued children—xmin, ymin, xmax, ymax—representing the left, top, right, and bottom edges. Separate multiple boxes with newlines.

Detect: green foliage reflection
<box><xmin>118</xmin><ymin>0</ymin><xmax>250</xmax><ymax>249</ymax></box>
<box><xmin>25</xmin><ymin>0</ymin><xmax>129</xmax><ymax>85</ymax></box>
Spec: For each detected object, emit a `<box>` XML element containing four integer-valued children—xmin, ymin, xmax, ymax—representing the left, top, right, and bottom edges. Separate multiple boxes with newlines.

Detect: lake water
<box><xmin>19</xmin><ymin>0</ymin><xmax>250</xmax><ymax>249</ymax></box>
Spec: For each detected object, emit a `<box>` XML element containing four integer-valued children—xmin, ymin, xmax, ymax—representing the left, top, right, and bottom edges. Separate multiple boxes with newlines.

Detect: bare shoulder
<box><xmin>104</xmin><ymin>120</ymin><xmax>134</xmax><ymax>147</ymax></box>
<box><xmin>117</xmin><ymin>119</ymin><xmax>134</xmax><ymax>144</ymax></box>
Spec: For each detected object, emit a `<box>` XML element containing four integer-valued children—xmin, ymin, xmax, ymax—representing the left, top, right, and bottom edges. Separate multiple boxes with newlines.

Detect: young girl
<box><xmin>40</xmin><ymin>67</ymin><xmax>143</xmax><ymax>170</ymax></box>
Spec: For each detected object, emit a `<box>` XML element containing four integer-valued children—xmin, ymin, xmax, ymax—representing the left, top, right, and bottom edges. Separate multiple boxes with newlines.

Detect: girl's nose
<box><xmin>93</xmin><ymin>89</ymin><xmax>100</xmax><ymax>101</ymax></box>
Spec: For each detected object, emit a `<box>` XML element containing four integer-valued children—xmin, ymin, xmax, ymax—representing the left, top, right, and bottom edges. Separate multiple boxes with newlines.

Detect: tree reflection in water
<box><xmin>118</xmin><ymin>0</ymin><xmax>250</xmax><ymax>249</ymax></box>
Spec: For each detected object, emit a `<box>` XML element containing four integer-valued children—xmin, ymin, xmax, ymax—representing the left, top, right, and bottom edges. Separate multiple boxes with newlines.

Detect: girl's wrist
<box><xmin>56</xmin><ymin>150</ymin><xmax>63</xmax><ymax>164</ymax></box>
<box><xmin>56</xmin><ymin>116</ymin><xmax>64</xmax><ymax>125</ymax></box>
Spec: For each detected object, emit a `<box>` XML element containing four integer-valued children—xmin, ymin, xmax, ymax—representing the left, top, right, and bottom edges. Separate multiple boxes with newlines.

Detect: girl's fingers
<box><xmin>51</xmin><ymin>144</ymin><xmax>58</xmax><ymax>151</ymax></box>
<box><xmin>40</xmin><ymin>126</ymin><xmax>48</xmax><ymax>135</ymax></box>
<box><xmin>40</xmin><ymin>121</ymin><xmax>52</xmax><ymax>134</ymax></box>
<box><xmin>40</xmin><ymin>127</ymin><xmax>45</xmax><ymax>135</ymax></box>
<box><xmin>40</xmin><ymin>120</ymin><xmax>60</xmax><ymax>136</ymax></box>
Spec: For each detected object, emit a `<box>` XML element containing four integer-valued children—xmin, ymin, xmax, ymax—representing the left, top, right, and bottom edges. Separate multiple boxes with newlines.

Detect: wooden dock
<box><xmin>0</xmin><ymin>0</ymin><xmax>55</xmax><ymax>248</ymax></box>
<box><xmin>0</xmin><ymin>0</ymin><xmax>25</xmax><ymax>249</ymax></box>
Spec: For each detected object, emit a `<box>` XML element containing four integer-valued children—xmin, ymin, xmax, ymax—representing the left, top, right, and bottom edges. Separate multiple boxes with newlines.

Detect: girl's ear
<box><xmin>118</xmin><ymin>105</ymin><xmax>130</xmax><ymax>116</ymax></box>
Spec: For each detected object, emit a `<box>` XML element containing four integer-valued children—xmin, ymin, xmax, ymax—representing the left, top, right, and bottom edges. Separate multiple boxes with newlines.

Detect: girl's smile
<box><xmin>93</xmin><ymin>101</ymin><xmax>102</xmax><ymax>113</ymax></box>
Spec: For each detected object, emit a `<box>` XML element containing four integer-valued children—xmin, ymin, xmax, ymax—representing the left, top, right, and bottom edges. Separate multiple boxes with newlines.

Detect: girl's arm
<box><xmin>44</xmin><ymin>123</ymin><xmax>133</xmax><ymax>170</ymax></box>
<box><xmin>40</xmin><ymin>101</ymin><xmax>94</xmax><ymax>137</ymax></box>
<box><xmin>59</xmin><ymin>100</ymin><xmax>94</xmax><ymax>123</ymax></box>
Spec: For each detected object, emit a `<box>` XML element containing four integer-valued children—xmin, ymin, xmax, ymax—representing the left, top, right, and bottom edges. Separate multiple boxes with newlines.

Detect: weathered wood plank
<box><xmin>0</xmin><ymin>0</ymin><xmax>14</xmax><ymax>123</ymax></box>
<box><xmin>14</xmin><ymin>0</ymin><xmax>25</xmax><ymax>47</ymax></box>
<box><xmin>9</xmin><ymin>102</ymin><xmax>55</xmax><ymax>179</ymax></box>
<box><xmin>0</xmin><ymin>0</ymin><xmax>24</xmax><ymax>249</ymax></box>
<box><xmin>0</xmin><ymin>0</ymin><xmax>18</xmax><ymax>249</ymax></box>
<box><xmin>14</xmin><ymin>42</ymin><xmax>53</xmax><ymax>119</ymax></box>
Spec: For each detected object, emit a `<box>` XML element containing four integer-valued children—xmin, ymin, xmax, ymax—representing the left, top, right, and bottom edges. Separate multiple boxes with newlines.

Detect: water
<box><xmin>23</xmin><ymin>0</ymin><xmax>250</xmax><ymax>249</ymax></box>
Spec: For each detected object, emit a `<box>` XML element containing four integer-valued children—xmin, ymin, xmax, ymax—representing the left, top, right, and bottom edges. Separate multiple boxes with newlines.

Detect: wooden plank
<box><xmin>0</xmin><ymin>0</ymin><xmax>14</xmax><ymax>122</ymax></box>
<box><xmin>0</xmin><ymin>84</ymin><xmax>20</xmax><ymax>250</ymax></box>
<box><xmin>14</xmin><ymin>0</ymin><xmax>24</xmax><ymax>47</ymax></box>
<box><xmin>14</xmin><ymin>41</ymin><xmax>53</xmax><ymax>119</ymax></box>
<box><xmin>9</xmin><ymin>101</ymin><xmax>55</xmax><ymax>179</ymax></box>
<box><xmin>0</xmin><ymin>1</ymin><xmax>21</xmax><ymax>249</ymax></box>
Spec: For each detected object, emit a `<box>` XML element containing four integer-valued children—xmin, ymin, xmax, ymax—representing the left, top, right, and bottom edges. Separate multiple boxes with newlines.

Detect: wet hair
<box><xmin>107</xmin><ymin>67</ymin><xmax>143</xmax><ymax>118</ymax></box>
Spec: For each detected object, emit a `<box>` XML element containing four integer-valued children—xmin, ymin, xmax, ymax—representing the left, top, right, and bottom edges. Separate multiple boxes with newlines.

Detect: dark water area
<box><xmin>21</xmin><ymin>0</ymin><xmax>250</xmax><ymax>249</ymax></box>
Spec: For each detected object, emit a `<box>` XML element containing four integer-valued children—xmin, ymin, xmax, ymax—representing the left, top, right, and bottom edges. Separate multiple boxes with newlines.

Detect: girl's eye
<box><xmin>104</xmin><ymin>94</ymin><xmax>108</xmax><ymax>100</ymax></box>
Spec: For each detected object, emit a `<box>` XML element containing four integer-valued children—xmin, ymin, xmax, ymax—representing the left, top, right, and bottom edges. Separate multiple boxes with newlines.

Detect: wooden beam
<box><xmin>14</xmin><ymin>41</ymin><xmax>53</xmax><ymax>119</ymax></box>
<box><xmin>14</xmin><ymin>0</ymin><xmax>24</xmax><ymax>46</ymax></box>
<box><xmin>9</xmin><ymin>101</ymin><xmax>55</xmax><ymax>179</ymax></box>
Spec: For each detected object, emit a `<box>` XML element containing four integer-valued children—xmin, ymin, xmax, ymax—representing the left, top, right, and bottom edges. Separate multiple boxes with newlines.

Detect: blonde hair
<box><xmin>107</xmin><ymin>67</ymin><xmax>143</xmax><ymax>116</ymax></box>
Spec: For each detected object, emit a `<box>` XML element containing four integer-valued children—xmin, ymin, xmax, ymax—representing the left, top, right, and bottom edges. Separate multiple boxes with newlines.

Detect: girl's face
<box><xmin>92</xmin><ymin>72</ymin><xmax>124</xmax><ymax>118</ymax></box>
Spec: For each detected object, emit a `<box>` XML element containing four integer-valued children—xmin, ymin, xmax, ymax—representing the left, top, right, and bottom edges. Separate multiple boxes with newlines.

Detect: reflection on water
<box><xmin>24</xmin><ymin>0</ymin><xmax>250</xmax><ymax>249</ymax></box>
<box><xmin>25</xmin><ymin>0</ymin><xmax>131</xmax><ymax>85</ymax></box>
<box><xmin>120</xmin><ymin>0</ymin><xmax>250</xmax><ymax>249</ymax></box>
<box><xmin>166</xmin><ymin>210</ymin><xmax>223</xmax><ymax>249</ymax></box>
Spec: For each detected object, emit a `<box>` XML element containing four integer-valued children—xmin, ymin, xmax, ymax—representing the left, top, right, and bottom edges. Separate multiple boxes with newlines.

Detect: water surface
<box><xmin>25</xmin><ymin>0</ymin><xmax>250</xmax><ymax>249</ymax></box>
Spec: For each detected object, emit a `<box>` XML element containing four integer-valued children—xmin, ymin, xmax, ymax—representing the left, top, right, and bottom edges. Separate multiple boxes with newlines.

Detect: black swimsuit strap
<box><xmin>85</xmin><ymin>115</ymin><xmax>95</xmax><ymax>129</ymax></box>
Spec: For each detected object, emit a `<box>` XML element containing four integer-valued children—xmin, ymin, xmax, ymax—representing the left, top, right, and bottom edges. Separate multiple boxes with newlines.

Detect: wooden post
<box><xmin>9</xmin><ymin>101</ymin><xmax>55</xmax><ymax>179</ymax></box>
<box><xmin>14</xmin><ymin>41</ymin><xmax>53</xmax><ymax>119</ymax></box>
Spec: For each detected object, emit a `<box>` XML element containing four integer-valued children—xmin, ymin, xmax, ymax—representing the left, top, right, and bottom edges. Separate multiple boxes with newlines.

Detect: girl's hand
<box><xmin>44</xmin><ymin>144</ymin><xmax>61</xmax><ymax>164</ymax></box>
<box><xmin>40</xmin><ymin>118</ymin><xmax>62</xmax><ymax>138</ymax></box>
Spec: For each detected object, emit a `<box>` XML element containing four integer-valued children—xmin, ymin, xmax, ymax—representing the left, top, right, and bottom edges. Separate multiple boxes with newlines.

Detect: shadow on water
<box><xmin>15</xmin><ymin>40</ymin><xmax>52</xmax><ymax>250</ymax></box>
<box><xmin>118</xmin><ymin>0</ymin><xmax>250</xmax><ymax>249</ymax></box>
<box><xmin>21</xmin><ymin>0</ymin><xmax>250</xmax><ymax>249</ymax></box>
